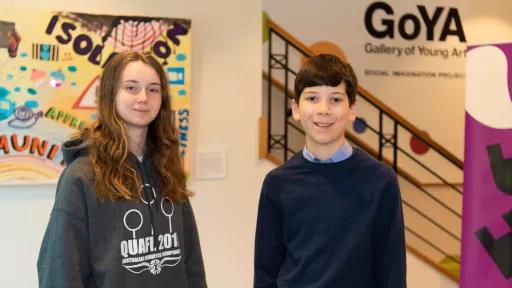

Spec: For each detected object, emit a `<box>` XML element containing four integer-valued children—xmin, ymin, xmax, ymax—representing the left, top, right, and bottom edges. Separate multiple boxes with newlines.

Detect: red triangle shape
<box><xmin>73</xmin><ymin>75</ymin><xmax>100</xmax><ymax>110</ymax></box>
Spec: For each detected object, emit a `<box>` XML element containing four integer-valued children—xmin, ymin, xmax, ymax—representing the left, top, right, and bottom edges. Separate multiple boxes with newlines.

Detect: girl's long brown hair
<box><xmin>81</xmin><ymin>51</ymin><xmax>191</xmax><ymax>202</ymax></box>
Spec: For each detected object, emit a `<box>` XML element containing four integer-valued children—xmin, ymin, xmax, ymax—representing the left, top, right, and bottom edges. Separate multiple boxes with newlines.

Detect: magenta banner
<box><xmin>461</xmin><ymin>43</ymin><xmax>512</xmax><ymax>287</ymax></box>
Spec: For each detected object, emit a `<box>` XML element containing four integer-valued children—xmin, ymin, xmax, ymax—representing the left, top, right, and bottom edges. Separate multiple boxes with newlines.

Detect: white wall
<box><xmin>0</xmin><ymin>0</ymin><xmax>274</xmax><ymax>287</ymax></box>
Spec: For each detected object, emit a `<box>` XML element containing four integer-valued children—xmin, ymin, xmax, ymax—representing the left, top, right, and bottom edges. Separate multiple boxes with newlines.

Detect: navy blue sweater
<box><xmin>254</xmin><ymin>148</ymin><xmax>406</xmax><ymax>288</ymax></box>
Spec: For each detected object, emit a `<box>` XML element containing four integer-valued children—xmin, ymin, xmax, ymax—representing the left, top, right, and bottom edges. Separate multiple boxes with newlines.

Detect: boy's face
<box><xmin>291</xmin><ymin>83</ymin><xmax>356</xmax><ymax>155</ymax></box>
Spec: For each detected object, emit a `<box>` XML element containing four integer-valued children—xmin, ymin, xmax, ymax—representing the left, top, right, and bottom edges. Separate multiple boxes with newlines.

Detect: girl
<box><xmin>38</xmin><ymin>51</ymin><xmax>206</xmax><ymax>287</ymax></box>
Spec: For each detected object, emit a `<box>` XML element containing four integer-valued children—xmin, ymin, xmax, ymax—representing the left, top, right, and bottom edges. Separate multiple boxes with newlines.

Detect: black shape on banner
<box><xmin>475</xmin><ymin>210</ymin><xmax>512</xmax><ymax>279</ymax></box>
<box><xmin>487</xmin><ymin>144</ymin><xmax>512</xmax><ymax>195</ymax></box>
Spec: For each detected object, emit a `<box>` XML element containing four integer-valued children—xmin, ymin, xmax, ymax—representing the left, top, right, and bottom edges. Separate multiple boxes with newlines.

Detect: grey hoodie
<box><xmin>37</xmin><ymin>139</ymin><xmax>206</xmax><ymax>287</ymax></box>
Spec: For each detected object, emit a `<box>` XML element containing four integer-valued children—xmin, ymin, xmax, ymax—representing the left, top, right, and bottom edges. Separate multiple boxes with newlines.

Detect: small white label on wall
<box><xmin>196</xmin><ymin>150</ymin><xmax>226</xmax><ymax>179</ymax></box>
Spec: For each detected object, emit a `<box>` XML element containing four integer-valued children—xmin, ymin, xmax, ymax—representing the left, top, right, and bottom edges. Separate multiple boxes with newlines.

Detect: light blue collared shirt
<box><xmin>302</xmin><ymin>141</ymin><xmax>353</xmax><ymax>163</ymax></box>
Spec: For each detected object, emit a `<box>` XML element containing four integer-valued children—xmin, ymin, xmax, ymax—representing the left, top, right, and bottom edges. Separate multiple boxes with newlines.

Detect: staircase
<box><xmin>260</xmin><ymin>19</ymin><xmax>463</xmax><ymax>282</ymax></box>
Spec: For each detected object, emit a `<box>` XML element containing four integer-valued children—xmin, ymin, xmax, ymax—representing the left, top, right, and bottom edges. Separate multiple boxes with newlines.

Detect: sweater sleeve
<box><xmin>254</xmin><ymin>174</ymin><xmax>285</xmax><ymax>288</ymax></box>
<box><xmin>37</xmin><ymin>169</ymin><xmax>92</xmax><ymax>288</ymax></box>
<box><xmin>183</xmin><ymin>199</ymin><xmax>207</xmax><ymax>288</ymax></box>
<box><xmin>373</xmin><ymin>170</ymin><xmax>407</xmax><ymax>288</ymax></box>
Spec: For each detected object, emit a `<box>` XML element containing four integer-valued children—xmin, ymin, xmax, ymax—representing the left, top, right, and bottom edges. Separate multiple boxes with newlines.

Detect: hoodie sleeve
<box><xmin>183</xmin><ymin>199</ymin><xmax>207</xmax><ymax>288</ymax></box>
<box><xmin>37</xmin><ymin>167</ymin><xmax>92</xmax><ymax>288</ymax></box>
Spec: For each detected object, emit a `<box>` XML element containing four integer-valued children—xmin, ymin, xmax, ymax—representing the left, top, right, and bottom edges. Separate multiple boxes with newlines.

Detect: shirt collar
<box><xmin>302</xmin><ymin>141</ymin><xmax>353</xmax><ymax>163</ymax></box>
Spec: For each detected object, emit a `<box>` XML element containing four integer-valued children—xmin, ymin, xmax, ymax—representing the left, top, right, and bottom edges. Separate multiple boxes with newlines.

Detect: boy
<box><xmin>254</xmin><ymin>54</ymin><xmax>406</xmax><ymax>287</ymax></box>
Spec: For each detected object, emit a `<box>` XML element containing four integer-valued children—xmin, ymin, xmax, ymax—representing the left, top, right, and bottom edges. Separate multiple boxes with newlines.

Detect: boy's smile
<box><xmin>291</xmin><ymin>83</ymin><xmax>356</xmax><ymax>160</ymax></box>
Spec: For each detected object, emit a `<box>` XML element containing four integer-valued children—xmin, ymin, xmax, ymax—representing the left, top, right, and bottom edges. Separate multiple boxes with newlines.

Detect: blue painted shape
<box><xmin>178</xmin><ymin>89</ymin><xmax>187</xmax><ymax>96</ymax></box>
<box><xmin>40</xmin><ymin>44</ymin><xmax>51</xmax><ymax>60</ymax></box>
<box><xmin>68</xmin><ymin>65</ymin><xmax>77</xmax><ymax>72</ymax></box>
<box><xmin>27</xmin><ymin>88</ymin><xmax>37</xmax><ymax>95</ymax></box>
<box><xmin>166</xmin><ymin>67</ymin><xmax>185</xmax><ymax>85</ymax></box>
<box><xmin>176</xmin><ymin>53</ymin><xmax>187</xmax><ymax>62</ymax></box>
<box><xmin>14</xmin><ymin>87</ymin><xmax>21</xmax><ymax>93</ymax></box>
<box><xmin>20</xmin><ymin>66</ymin><xmax>27</xmax><ymax>71</ymax></box>
<box><xmin>0</xmin><ymin>86</ymin><xmax>10</xmax><ymax>98</ymax></box>
<box><xmin>20</xmin><ymin>52</ymin><xmax>28</xmax><ymax>58</ymax></box>
<box><xmin>24</xmin><ymin>100</ymin><xmax>39</xmax><ymax>108</ymax></box>
<box><xmin>50</xmin><ymin>70</ymin><xmax>65</xmax><ymax>81</ymax></box>
<box><xmin>6</xmin><ymin>74</ymin><xmax>13</xmax><ymax>81</ymax></box>
<box><xmin>353</xmin><ymin>117</ymin><xmax>367</xmax><ymax>134</ymax></box>
<box><xmin>0</xmin><ymin>87</ymin><xmax>16</xmax><ymax>121</ymax></box>
<box><xmin>0</xmin><ymin>103</ymin><xmax>15</xmax><ymax>120</ymax></box>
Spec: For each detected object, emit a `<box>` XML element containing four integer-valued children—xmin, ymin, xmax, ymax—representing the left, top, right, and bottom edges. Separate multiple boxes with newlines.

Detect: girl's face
<box><xmin>115</xmin><ymin>60</ymin><xmax>163</xmax><ymax>134</ymax></box>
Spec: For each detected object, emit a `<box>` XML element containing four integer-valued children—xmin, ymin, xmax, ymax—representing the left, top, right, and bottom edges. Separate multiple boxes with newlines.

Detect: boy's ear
<box><xmin>291</xmin><ymin>98</ymin><xmax>301</xmax><ymax>121</ymax></box>
<box><xmin>349</xmin><ymin>100</ymin><xmax>357</xmax><ymax>121</ymax></box>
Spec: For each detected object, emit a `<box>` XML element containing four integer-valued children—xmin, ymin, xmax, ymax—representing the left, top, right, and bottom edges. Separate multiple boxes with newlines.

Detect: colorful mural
<box><xmin>0</xmin><ymin>10</ymin><xmax>191</xmax><ymax>183</ymax></box>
